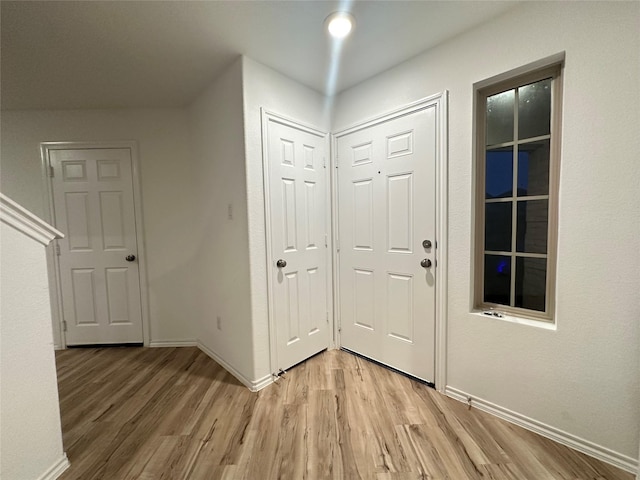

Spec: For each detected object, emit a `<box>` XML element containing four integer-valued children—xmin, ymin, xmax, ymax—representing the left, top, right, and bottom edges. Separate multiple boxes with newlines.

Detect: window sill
<box><xmin>472</xmin><ymin>310</ymin><xmax>557</xmax><ymax>331</ymax></box>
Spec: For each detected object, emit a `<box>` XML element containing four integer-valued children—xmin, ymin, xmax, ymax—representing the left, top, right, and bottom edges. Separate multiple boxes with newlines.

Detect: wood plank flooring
<box><xmin>55</xmin><ymin>347</ymin><xmax>633</xmax><ymax>480</ymax></box>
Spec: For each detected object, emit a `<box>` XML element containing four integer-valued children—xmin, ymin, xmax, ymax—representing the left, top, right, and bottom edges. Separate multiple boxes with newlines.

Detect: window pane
<box><xmin>516</xmin><ymin>200</ymin><xmax>548</xmax><ymax>253</ymax></box>
<box><xmin>485</xmin><ymin>202</ymin><xmax>512</xmax><ymax>252</ymax></box>
<box><xmin>518</xmin><ymin>140</ymin><xmax>550</xmax><ymax>196</ymax></box>
<box><xmin>515</xmin><ymin>257</ymin><xmax>547</xmax><ymax>311</ymax></box>
<box><xmin>484</xmin><ymin>255</ymin><xmax>511</xmax><ymax>306</ymax></box>
<box><xmin>486</xmin><ymin>147</ymin><xmax>513</xmax><ymax>198</ymax></box>
<box><xmin>486</xmin><ymin>90</ymin><xmax>514</xmax><ymax>146</ymax></box>
<box><xmin>518</xmin><ymin>78</ymin><xmax>551</xmax><ymax>140</ymax></box>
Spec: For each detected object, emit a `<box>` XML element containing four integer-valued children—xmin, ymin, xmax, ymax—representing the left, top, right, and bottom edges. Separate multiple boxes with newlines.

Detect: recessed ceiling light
<box><xmin>326</xmin><ymin>12</ymin><xmax>355</xmax><ymax>39</ymax></box>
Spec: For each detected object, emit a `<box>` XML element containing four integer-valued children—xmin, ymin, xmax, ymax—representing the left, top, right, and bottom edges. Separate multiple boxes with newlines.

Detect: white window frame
<box><xmin>473</xmin><ymin>54</ymin><xmax>564</xmax><ymax>322</ymax></box>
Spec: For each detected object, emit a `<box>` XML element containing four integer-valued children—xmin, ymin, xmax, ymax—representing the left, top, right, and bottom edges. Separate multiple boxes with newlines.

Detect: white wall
<box><xmin>0</xmin><ymin>216</ymin><xmax>67</xmax><ymax>479</ymax></box>
<box><xmin>335</xmin><ymin>1</ymin><xmax>640</xmax><ymax>462</ymax></box>
<box><xmin>188</xmin><ymin>58</ymin><xmax>256</xmax><ymax>384</ymax></box>
<box><xmin>241</xmin><ymin>57</ymin><xmax>329</xmax><ymax>381</ymax></box>
<box><xmin>0</xmin><ymin>108</ymin><xmax>198</xmax><ymax>345</ymax></box>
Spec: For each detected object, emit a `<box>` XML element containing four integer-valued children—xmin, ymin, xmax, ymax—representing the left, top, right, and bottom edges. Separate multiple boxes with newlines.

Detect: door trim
<box><xmin>332</xmin><ymin>92</ymin><xmax>449</xmax><ymax>392</ymax></box>
<box><xmin>40</xmin><ymin>141</ymin><xmax>151</xmax><ymax>348</ymax></box>
<box><xmin>260</xmin><ymin>109</ymin><xmax>333</xmax><ymax>376</ymax></box>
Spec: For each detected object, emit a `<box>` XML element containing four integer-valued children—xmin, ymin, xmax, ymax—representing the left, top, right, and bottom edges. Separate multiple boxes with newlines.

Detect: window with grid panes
<box><xmin>475</xmin><ymin>63</ymin><xmax>562</xmax><ymax>321</ymax></box>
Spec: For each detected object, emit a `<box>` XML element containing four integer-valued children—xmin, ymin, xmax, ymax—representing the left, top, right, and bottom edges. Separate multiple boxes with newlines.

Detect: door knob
<box><xmin>276</xmin><ymin>259</ymin><xmax>287</xmax><ymax>268</ymax></box>
<box><xmin>125</xmin><ymin>254</ymin><xmax>136</xmax><ymax>262</ymax></box>
<box><xmin>420</xmin><ymin>258</ymin><xmax>432</xmax><ymax>268</ymax></box>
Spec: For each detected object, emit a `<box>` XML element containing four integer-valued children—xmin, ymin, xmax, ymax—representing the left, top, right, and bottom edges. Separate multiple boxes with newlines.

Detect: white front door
<box><xmin>49</xmin><ymin>148</ymin><xmax>144</xmax><ymax>345</ymax></box>
<box><xmin>264</xmin><ymin>114</ymin><xmax>330</xmax><ymax>372</ymax></box>
<box><xmin>336</xmin><ymin>102</ymin><xmax>438</xmax><ymax>383</ymax></box>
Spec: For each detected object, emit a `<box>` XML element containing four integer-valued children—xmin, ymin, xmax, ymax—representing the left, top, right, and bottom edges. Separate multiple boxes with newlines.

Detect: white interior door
<box><xmin>49</xmin><ymin>148</ymin><xmax>144</xmax><ymax>345</ymax></box>
<box><xmin>265</xmin><ymin>114</ymin><xmax>330</xmax><ymax>373</ymax></box>
<box><xmin>337</xmin><ymin>104</ymin><xmax>437</xmax><ymax>383</ymax></box>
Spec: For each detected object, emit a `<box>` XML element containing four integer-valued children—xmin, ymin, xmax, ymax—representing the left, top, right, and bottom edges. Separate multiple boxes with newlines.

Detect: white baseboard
<box><xmin>252</xmin><ymin>373</ymin><xmax>275</xmax><ymax>391</ymax></box>
<box><xmin>197</xmin><ymin>342</ymin><xmax>273</xmax><ymax>392</ymax></box>
<box><xmin>149</xmin><ymin>340</ymin><xmax>197</xmax><ymax>348</ymax></box>
<box><xmin>445</xmin><ymin>386</ymin><xmax>638</xmax><ymax>474</ymax></box>
<box><xmin>37</xmin><ymin>454</ymin><xmax>70</xmax><ymax>480</ymax></box>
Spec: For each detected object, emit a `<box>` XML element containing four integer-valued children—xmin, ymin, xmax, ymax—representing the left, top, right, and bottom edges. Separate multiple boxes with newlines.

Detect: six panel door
<box><xmin>50</xmin><ymin>148</ymin><xmax>144</xmax><ymax>345</ymax></box>
<box><xmin>266</xmin><ymin>117</ymin><xmax>330</xmax><ymax>372</ymax></box>
<box><xmin>336</xmin><ymin>105</ymin><xmax>437</xmax><ymax>383</ymax></box>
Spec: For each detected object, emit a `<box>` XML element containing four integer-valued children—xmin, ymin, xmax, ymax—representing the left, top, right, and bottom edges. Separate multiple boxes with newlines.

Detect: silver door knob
<box><xmin>126</xmin><ymin>254</ymin><xmax>136</xmax><ymax>262</ymax></box>
<box><xmin>420</xmin><ymin>258</ymin><xmax>432</xmax><ymax>268</ymax></box>
<box><xmin>276</xmin><ymin>259</ymin><xmax>287</xmax><ymax>268</ymax></box>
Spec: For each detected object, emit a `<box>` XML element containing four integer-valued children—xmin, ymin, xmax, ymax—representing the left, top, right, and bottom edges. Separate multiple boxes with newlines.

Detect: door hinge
<box><xmin>326</xmin><ymin>312</ymin><xmax>329</xmax><ymax>323</ymax></box>
<box><xmin>48</xmin><ymin>165</ymin><xmax>54</xmax><ymax>177</ymax></box>
<box><xmin>323</xmin><ymin>157</ymin><xmax>326</xmax><ymax>168</ymax></box>
<box><xmin>55</xmin><ymin>244</ymin><xmax>61</xmax><ymax>256</ymax></box>
<box><xmin>62</xmin><ymin>320</ymin><xmax>67</xmax><ymax>332</ymax></box>
<box><xmin>325</xmin><ymin>234</ymin><xmax>328</xmax><ymax>247</ymax></box>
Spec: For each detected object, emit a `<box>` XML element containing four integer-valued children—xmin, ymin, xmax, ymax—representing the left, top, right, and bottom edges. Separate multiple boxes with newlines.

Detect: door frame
<box><xmin>331</xmin><ymin>92</ymin><xmax>449</xmax><ymax>392</ymax></box>
<box><xmin>40</xmin><ymin>141</ymin><xmax>151</xmax><ymax>348</ymax></box>
<box><xmin>260</xmin><ymin>109</ymin><xmax>334</xmax><ymax>376</ymax></box>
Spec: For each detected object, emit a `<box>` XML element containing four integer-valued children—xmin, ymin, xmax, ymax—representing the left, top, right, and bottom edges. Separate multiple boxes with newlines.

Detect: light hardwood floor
<box><xmin>55</xmin><ymin>347</ymin><xmax>632</xmax><ymax>480</ymax></box>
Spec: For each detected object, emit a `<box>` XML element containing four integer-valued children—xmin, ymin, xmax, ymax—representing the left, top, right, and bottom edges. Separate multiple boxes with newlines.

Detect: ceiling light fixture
<box><xmin>326</xmin><ymin>12</ymin><xmax>355</xmax><ymax>39</ymax></box>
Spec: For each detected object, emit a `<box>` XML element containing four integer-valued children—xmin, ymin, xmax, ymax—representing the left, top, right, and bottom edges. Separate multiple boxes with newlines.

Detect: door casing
<box><xmin>332</xmin><ymin>92</ymin><xmax>449</xmax><ymax>391</ymax></box>
<box><xmin>40</xmin><ymin>141</ymin><xmax>151</xmax><ymax>349</ymax></box>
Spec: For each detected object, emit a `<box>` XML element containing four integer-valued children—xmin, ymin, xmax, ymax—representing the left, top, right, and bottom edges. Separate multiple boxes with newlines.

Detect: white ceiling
<box><xmin>1</xmin><ymin>1</ymin><xmax>518</xmax><ymax>111</ymax></box>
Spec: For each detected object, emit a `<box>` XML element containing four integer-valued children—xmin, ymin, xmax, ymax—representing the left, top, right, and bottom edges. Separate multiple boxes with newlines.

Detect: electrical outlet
<box><xmin>216</xmin><ymin>315</ymin><xmax>222</xmax><ymax>330</ymax></box>
<box><xmin>227</xmin><ymin>203</ymin><xmax>233</xmax><ymax>220</ymax></box>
